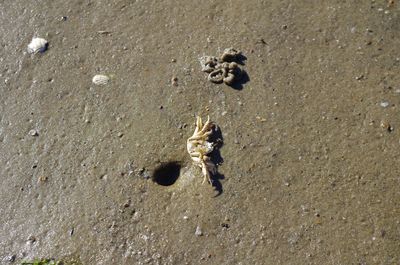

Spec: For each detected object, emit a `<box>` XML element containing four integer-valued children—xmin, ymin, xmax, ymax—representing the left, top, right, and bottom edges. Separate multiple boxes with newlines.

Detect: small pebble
<box><xmin>27</xmin><ymin>235</ymin><xmax>36</xmax><ymax>243</ymax></box>
<box><xmin>132</xmin><ymin>211</ymin><xmax>140</xmax><ymax>221</ymax></box>
<box><xmin>123</xmin><ymin>200</ymin><xmax>130</xmax><ymax>208</ymax></box>
<box><xmin>4</xmin><ymin>255</ymin><xmax>16</xmax><ymax>262</ymax></box>
<box><xmin>221</xmin><ymin>223</ymin><xmax>230</xmax><ymax>229</ymax></box>
<box><xmin>171</xmin><ymin>76</ymin><xmax>178</xmax><ymax>86</ymax></box>
<box><xmin>256</xmin><ymin>116</ymin><xmax>267</xmax><ymax>122</ymax></box>
<box><xmin>355</xmin><ymin>75</ymin><xmax>364</xmax><ymax>80</ymax></box>
<box><xmin>142</xmin><ymin>171</ymin><xmax>151</xmax><ymax>179</ymax></box>
<box><xmin>171</xmin><ymin>58</ymin><xmax>176</xmax><ymax>63</ymax></box>
<box><xmin>380</xmin><ymin>101</ymin><xmax>389</xmax><ymax>108</ymax></box>
<box><xmin>380</xmin><ymin>120</ymin><xmax>393</xmax><ymax>132</ymax></box>
<box><xmin>29</xmin><ymin>129</ymin><xmax>39</xmax><ymax>136</ymax></box>
<box><xmin>178</xmin><ymin>123</ymin><xmax>187</xmax><ymax>129</ymax></box>
<box><xmin>37</xmin><ymin>175</ymin><xmax>48</xmax><ymax>183</ymax></box>
<box><xmin>117</xmin><ymin>132</ymin><xmax>124</xmax><ymax>138</ymax></box>
<box><xmin>183</xmin><ymin>215</ymin><xmax>189</xmax><ymax>220</ymax></box>
<box><xmin>195</xmin><ymin>226</ymin><xmax>203</xmax><ymax>236</ymax></box>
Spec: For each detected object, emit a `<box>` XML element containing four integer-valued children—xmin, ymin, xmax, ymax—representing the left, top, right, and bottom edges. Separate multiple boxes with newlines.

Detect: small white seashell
<box><xmin>92</xmin><ymin>74</ymin><xmax>110</xmax><ymax>85</ymax></box>
<box><xmin>380</xmin><ymin>101</ymin><xmax>389</xmax><ymax>108</ymax></box>
<box><xmin>27</xmin><ymin>37</ymin><xmax>48</xmax><ymax>54</ymax></box>
<box><xmin>29</xmin><ymin>129</ymin><xmax>39</xmax><ymax>136</ymax></box>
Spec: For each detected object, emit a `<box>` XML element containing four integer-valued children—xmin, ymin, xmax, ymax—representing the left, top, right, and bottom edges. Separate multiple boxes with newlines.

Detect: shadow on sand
<box><xmin>227</xmin><ymin>53</ymin><xmax>250</xmax><ymax>90</ymax></box>
<box><xmin>209</xmin><ymin>124</ymin><xmax>225</xmax><ymax>196</ymax></box>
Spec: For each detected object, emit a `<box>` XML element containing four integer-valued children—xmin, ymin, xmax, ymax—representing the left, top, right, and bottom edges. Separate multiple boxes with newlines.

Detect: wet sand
<box><xmin>1</xmin><ymin>1</ymin><xmax>400</xmax><ymax>264</ymax></box>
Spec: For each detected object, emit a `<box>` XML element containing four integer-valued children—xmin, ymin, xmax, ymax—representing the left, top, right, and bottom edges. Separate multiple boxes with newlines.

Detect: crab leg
<box><xmin>201</xmin><ymin>161</ymin><xmax>212</xmax><ymax>184</ymax></box>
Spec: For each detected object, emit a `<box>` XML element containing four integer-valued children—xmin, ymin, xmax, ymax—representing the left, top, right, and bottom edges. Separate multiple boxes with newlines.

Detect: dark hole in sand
<box><xmin>152</xmin><ymin>162</ymin><xmax>181</xmax><ymax>186</ymax></box>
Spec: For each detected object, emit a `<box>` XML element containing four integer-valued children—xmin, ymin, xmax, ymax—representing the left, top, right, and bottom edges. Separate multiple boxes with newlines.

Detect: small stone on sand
<box><xmin>380</xmin><ymin>101</ymin><xmax>389</xmax><ymax>108</ymax></box>
<box><xmin>195</xmin><ymin>226</ymin><xmax>203</xmax><ymax>236</ymax></box>
<box><xmin>171</xmin><ymin>76</ymin><xmax>178</xmax><ymax>86</ymax></box>
<box><xmin>29</xmin><ymin>129</ymin><xmax>39</xmax><ymax>136</ymax></box>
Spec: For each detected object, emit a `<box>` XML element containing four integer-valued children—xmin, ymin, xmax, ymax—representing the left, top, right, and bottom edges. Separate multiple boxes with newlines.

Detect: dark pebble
<box><xmin>4</xmin><ymin>254</ymin><xmax>16</xmax><ymax>263</ymax></box>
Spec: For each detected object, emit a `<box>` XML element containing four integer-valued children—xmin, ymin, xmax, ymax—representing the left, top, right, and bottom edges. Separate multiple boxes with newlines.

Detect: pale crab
<box><xmin>187</xmin><ymin>116</ymin><xmax>217</xmax><ymax>184</ymax></box>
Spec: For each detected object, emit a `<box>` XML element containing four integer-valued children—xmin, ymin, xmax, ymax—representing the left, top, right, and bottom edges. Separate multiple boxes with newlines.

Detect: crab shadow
<box><xmin>235</xmin><ymin>53</ymin><xmax>247</xmax><ymax>65</ymax></box>
<box><xmin>228</xmin><ymin>54</ymin><xmax>249</xmax><ymax>90</ymax></box>
<box><xmin>209</xmin><ymin>125</ymin><xmax>225</xmax><ymax>196</ymax></box>
<box><xmin>228</xmin><ymin>70</ymin><xmax>250</xmax><ymax>90</ymax></box>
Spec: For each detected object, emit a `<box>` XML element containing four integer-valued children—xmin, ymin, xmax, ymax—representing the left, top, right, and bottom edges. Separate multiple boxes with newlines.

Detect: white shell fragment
<box><xmin>195</xmin><ymin>226</ymin><xmax>203</xmax><ymax>236</ymax></box>
<box><xmin>380</xmin><ymin>101</ymin><xmax>389</xmax><ymax>108</ymax></box>
<box><xmin>28</xmin><ymin>129</ymin><xmax>39</xmax><ymax>136</ymax></box>
<box><xmin>27</xmin><ymin>38</ymin><xmax>48</xmax><ymax>54</ymax></box>
<box><xmin>92</xmin><ymin>74</ymin><xmax>110</xmax><ymax>85</ymax></box>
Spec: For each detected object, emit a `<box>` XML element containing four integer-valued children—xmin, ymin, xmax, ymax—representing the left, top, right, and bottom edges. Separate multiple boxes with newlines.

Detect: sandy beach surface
<box><xmin>1</xmin><ymin>1</ymin><xmax>400</xmax><ymax>264</ymax></box>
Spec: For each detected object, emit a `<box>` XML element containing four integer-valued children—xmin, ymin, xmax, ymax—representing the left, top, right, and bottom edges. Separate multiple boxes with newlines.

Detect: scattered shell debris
<box><xmin>27</xmin><ymin>37</ymin><xmax>48</xmax><ymax>54</ymax></box>
<box><xmin>199</xmin><ymin>48</ymin><xmax>244</xmax><ymax>85</ymax></box>
<box><xmin>92</xmin><ymin>74</ymin><xmax>110</xmax><ymax>85</ymax></box>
